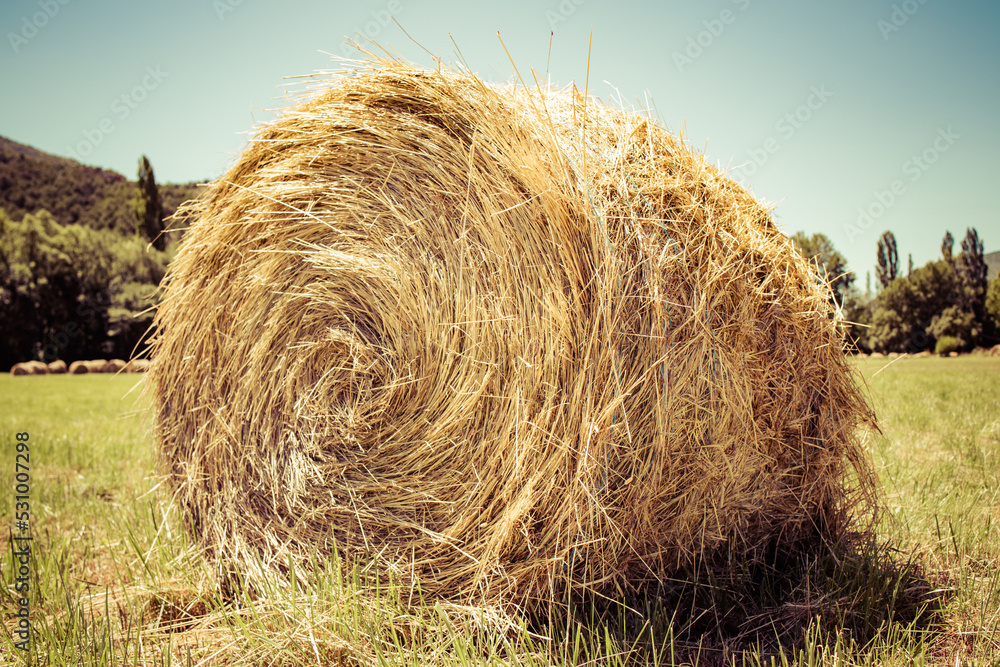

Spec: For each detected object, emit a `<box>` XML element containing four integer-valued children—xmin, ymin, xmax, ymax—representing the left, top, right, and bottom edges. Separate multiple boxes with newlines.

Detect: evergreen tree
<box><xmin>876</xmin><ymin>231</ymin><xmax>898</xmax><ymax>288</ymax></box>
<box><xmin>907</xmin><ymin>253</ymin><xmax>913</xmax><ymax>276</ymax></box>
<box><xmin>134</xmin><ymin>155</ymin><xmax>165</xmax><ymax>251</ymax></box>
<box><xmin>956</xmin><ymin>227</ymin><xmax>987</xmax><ymax>344</ymax></box>
<box><xmin>941</xmin><ymin>231</ymin><xmax>954</xmax><ymax>263</ymax></box>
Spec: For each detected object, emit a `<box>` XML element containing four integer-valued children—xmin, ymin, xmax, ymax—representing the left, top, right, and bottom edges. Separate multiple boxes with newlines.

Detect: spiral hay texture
<box><xmin>150</xmin><ymin>60</ymin><xmax>876</xmax><ymax>610</ymax></box>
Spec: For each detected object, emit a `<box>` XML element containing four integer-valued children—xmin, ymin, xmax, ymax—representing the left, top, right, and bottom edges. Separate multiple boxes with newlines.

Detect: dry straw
<box><xmin>149</xmin><ymin>57</ymin><xmax>878</xmax><ymax>612</ymax></box>
<box><xmin>47</xmin><ymin>359</ymin><xmax>68</xmax><ymax>374</ymax></box>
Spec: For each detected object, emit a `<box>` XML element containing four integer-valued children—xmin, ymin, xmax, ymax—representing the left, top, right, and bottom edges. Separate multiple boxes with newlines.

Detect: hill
<box><xmin>0</xmin><ymin>135</ymin><xmax>203</xmax><ymax>237</ymax></box>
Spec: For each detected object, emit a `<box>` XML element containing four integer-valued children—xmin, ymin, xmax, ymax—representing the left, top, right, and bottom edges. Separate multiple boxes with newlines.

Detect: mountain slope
<box><xmin>0</xmin><ymin>136</ymin><xmax>203</xmax><ymax>236</ymax></box>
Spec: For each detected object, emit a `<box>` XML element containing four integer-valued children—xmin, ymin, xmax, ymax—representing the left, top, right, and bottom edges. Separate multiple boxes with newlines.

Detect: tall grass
<box><xmin>1</xmin><ymin>357</ymin><xmax>998</xmax><ymax>665</ymax></box>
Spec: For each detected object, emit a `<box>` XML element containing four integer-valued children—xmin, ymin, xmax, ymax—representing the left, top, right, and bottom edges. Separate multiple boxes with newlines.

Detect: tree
<box><xmin>790</xmin><ymin>232</ymin><xmax>854</xmax><ymax>306</ymax></box>
<box><xmin>0</xmin><ymin>207</ymin><xmax>170</xmax><ymax>367</ymax></box>
<box><xmin>956</xmin><ymin>228</ymin><xmax>987</xmax><ymax>313</ymax></box>
<box><xmin>867</xmin><ymin>259</ymin><xmax>959</xmax><ymax>353</ymax></box>
<box><xmin>0</xmin><ymin>209</ymin><xmax>111</xmax><ymax>366</ymax></box>
<box><xmin>941</xmin><ymin>231</ymin><xmax>954</xmax><ymax>264</ymax></box>
<box><xmin>868</xmin><ymin>307</ymin><xmax>908</xmax><ymax>353</ymax></box>
<box><xmin>134</xmin><ymin>155</ymin><xmax>165</xmax><ymax>251</ymax></box>
<box><xmin>987</xmin><ymin>276</ymin><xmax>1000</xmax><ymax>336</ymax></box>
<box><xmin>876</xmin><ymin>231</ymin><xmax>898</xmax><ymax>289</ymax></box>
<box><xmin>907</xmin><ymin>253</ymin><xmax>913</xmax><ymax>277</ymax></box>
<box><xmin>927</xmin><ymin>305</ymin><xmax>979</xmax><ymax>351</ymax></box>
<box><xmin>841</xmin><ymin>283</ymin><xmax>874</xmax><ymax>352</ymax></box>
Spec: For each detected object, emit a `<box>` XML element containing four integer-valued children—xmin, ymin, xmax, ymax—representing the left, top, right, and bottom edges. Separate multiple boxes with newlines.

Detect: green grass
<box><xmin>1</xmin><ymin>358</ymin><xmax>998</xmax><ymax>665</ymax></box>
<box><xmin>856</xmin><ymin>356</ymin><xmax>1000</xmax><ymax>664</ymax></box>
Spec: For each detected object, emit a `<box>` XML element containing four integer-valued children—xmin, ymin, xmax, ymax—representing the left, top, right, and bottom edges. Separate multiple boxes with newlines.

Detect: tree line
<box><xmin>0</xmin><ymin>155</ymin><xmax>173</xmax><ymax>368</ymax></box>
<box><xmin>793</xmin><ymin>228</ymin><xmax>999</xmax><ymax>355</ymax></box>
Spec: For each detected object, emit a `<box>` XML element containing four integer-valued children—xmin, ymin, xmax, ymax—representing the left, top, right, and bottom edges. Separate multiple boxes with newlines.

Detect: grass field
<box><xmin>1</xmin><ymin>357</ymin><xmax>998</xmax><ymax>665</ymax></box>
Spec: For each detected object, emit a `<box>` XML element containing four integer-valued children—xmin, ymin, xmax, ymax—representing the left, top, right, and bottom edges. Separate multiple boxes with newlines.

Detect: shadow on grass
<box><xmin>533</xmin><ymin>536</ymin><xmax>947</xmax><ymax>666</ymax></box>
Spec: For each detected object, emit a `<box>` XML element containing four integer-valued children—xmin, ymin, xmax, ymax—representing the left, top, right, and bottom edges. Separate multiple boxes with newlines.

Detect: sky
<box><xmin>1</xmin><ymin>0</ymin><xmax>998</xmax><ymax>282</ymax></box>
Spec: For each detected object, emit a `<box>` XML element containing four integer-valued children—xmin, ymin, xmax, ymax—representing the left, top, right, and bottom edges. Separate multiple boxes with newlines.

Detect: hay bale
<box><xmin>10</xmin><ymin>360</ymin><xmax>49</xmax><ymax>375</ymax></box>
<box><xmin>23</xmin><ymin>360</ymin><xmax>49</xmax><ymax>375</ymax></box>
<box><xmin>69</xmin><ymin>359</ymin><xmax>109</xmax><ymax>375</ymax></box>
<box><xmin>149</xmin><ymin>60</ymin><xmax>878</xmax><ymax>610</ymax></box>
<box><xmin>125</xmin><ymin>359</ymin><xmax>152</xmax><ymax>373</ymax></box>
<box><xmin>78</xmin><ymin>359</ymin><xmax>109</xmax><ymax>373</ymax></box>
<box><xmin>47</xmin><ymin>359</ymin><xmax>68</xmax><ymax>374</ymax></box>
<box><xmin>103</xmin><ymin>358</ymin><xmax>127</xmax><ymax>374</ymax></box>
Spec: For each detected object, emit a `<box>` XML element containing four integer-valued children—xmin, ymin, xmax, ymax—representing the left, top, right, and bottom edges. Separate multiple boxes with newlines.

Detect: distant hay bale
<box><xmin>68</xmin><ymin>361</ymin><xmax>89</xmax><ymax>374</ymax></box>
<box><xmin>125</xmin><ymin>359</ymin><xmax>152</xmax><ymax>373</ymax></box>
<box><xmin>149</xmin><ymin>60</ymin><xmax>878</xmax><ymax>610</ymax></box>
<box><xmin>103</xmin><ymin>358</ymin><xmax>127</xmax><ymax>374</ymax></box>
<box><xmin>48</xmin><ymin>360</ymin><xmax>68</xmax><ymax>374</ymax></box>
<box><xmin>24</xmin><ymin>360</ymin><xmax>49</xmax><ymax>375</ymax></box>
<box><xmin>84</xmin><ymin>360</ymin><xmax>108</xmax><ymax>373</ymax></box>
<box><xmin>10</xmin><ymin>360</ymin><xmax>49</xmax><ymax>375</ymax></box>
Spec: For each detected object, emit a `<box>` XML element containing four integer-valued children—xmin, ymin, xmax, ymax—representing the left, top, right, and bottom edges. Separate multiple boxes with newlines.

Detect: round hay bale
<box><xmin>11</xmin><ymin>363</ymin><xmax>30</xmax><ymax>376</ymax></box>
<box><xmin>47</xmin><ymin>359</ymin><xmax>68</xmax><ymax>374</ymax></box>
<box><xmin>85</xmin><ymin>359</ymin><xmax>109</xmax><ymax>373</ymax></box>
<box><xmin>125</xmin><ymin>358</ymin><xmax>152</xmax><ymax>373</ymax></box>
<box><xmin>24</xmin><ymin>360</ymin><xmax>49</xmax><ymax>375</ymax></box>
<box><xmin>103</xmin><ymin>358</ymin><xmax>127</xmax><ymax>374</ymax></box>
<box><xmin>68</xmin><ymin>360</ymin><xmax>89</xmax><ymax>374</ymax></box>
<box><xmin>149</xmin><ymin>61</ymin><xmax>878</xmax><ymax>610</ymax></box>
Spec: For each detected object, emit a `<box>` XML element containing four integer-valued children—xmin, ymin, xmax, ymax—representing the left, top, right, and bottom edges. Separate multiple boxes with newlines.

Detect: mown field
<box><xmin>1</xmin><ymin>357</ymin><xmax>998</xmax><ymax>666</ymax></box>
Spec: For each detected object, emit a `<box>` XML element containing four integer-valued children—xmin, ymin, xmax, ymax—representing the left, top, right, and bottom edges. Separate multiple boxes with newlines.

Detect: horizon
<box><xmin>2</xmin><ymin>0</ymin><xmax>998</xmax><ymax>280</ymax></box>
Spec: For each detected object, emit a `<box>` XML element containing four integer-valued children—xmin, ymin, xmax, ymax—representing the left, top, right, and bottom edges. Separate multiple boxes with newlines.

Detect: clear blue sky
<box><xmin>2</xmin><ymin>0</ymin><xmax>998</xmax><ymax>282</ymax></box>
